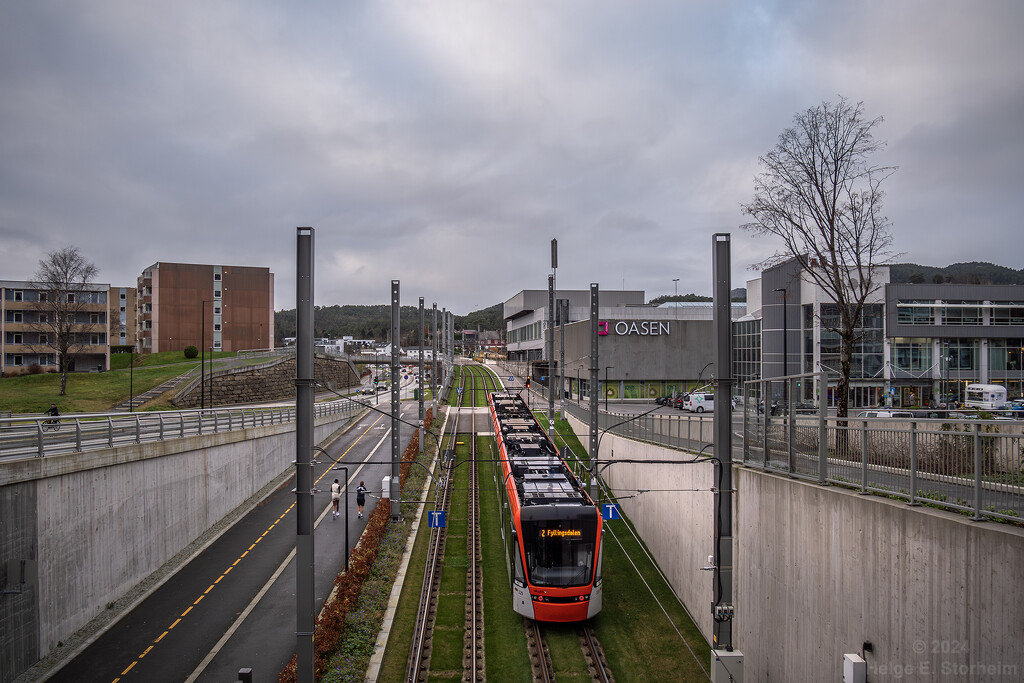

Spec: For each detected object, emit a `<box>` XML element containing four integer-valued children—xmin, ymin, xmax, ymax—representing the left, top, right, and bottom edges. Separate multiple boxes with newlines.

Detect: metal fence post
<box><xmin>860</xmin><ymin>420</ymin><xmax>869</xmax><ymax>494</ymax></box>
<box><xmin>909</xmin><ymin>422</ymin><xmax>919</xmax><ymax>506</ymax></box>
<box><xmin>973</xmin><ymin>423</ymin><xmax>984</xmax><ymax>520</ymax></box>
<box><xmin>817</xmin><ymin>371</ymin><xmax>827</xmax><ymax>485</ymax></box>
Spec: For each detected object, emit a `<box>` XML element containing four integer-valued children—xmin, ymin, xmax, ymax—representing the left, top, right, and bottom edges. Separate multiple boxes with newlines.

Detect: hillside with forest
<box><xmin>274</xmin><ymin>303</ymin><xmax>503</xmax><ymax>344</ymax></box>
<box><xmin>890</xmin><ymin>261</ymin><xmax>1024</xmax><ymax>285</ymax></box>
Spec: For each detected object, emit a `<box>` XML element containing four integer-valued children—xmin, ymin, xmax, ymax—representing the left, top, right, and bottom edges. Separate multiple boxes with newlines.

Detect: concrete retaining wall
<box><xmin>0</xmin><ymin>409</ymin><xmax>359</xmax><ymax>682</ymax></box>
<box><xmin>568</xmin><ymin>414</ymin><xmax>1024</xmax><ymax>681</ymax></box>
<box><xmin>173</xmin><ymin>355</ymin><xmax>359</xmax><ymax>408</ymax></box>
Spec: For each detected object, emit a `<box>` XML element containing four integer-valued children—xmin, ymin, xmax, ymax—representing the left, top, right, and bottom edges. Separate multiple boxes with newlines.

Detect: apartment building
<box><xmin>1</xmin><ymin>280</ymin><xmax>110</xmax><ymax>374</ymax></box>
<box><xmin>109</xmin><ymin>286</ymin><xmax>138</xmax><ymax>351</ymax></box>
<box><xmin>137</xmin><ymin>262</ymin><xmax>274</xmax><ymax>354</ymax></box>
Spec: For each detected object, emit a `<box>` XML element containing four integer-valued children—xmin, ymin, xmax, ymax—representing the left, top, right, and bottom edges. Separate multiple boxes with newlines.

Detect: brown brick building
<box><xmin>137</xmin><ymin>263</ymin><xmax>274</xmax><ymax>354</ymax></box>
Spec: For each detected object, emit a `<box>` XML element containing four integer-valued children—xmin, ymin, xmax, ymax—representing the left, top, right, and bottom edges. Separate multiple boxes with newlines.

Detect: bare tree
<box><xmin>30</xmin><ymin>247</ymin><xmax>99</xmax><ymax>396</ymax></box>
<box><xmin>742</xmin><ymin>96</ymin><xmax>897</xmax><ymax>419</ymax></box>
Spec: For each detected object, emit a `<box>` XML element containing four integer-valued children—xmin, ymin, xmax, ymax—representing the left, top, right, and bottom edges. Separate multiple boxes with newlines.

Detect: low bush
<box><xmin>183</xmin><ymin>345</ymin><xmax>199</xmax><ymax>359</ymax></box>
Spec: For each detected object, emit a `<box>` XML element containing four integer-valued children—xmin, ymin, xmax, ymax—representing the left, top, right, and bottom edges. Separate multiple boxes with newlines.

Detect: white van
<box><xmin>963</xmin><ymin>384</ymin><xmax>1008</xmax><ymax>410</ymax></box>
<box><xmin>684</xmin><ymin>392</ymin><xmax>714</xmax><ymax>413</ymax></box>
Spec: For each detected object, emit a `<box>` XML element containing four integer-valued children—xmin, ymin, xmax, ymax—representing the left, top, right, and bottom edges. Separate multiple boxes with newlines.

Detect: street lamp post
<box><xmin>604</xmin><ymin>366</ymin><xmax>614</xmax><ymax>411</ymax></box>
<box><xmin>672</xmin><ymin>278</ymin><xmax>679</xmax><ymax>319</ymax></box>
<box><xmin>129</xmin><ymin>348</ymin><xmax>134</xmax><ymax>413</ymax></box>
<box><xmin>774</xmin><ymin>288</ymin><xmax>788</xmax><ymax>411</ymax></box>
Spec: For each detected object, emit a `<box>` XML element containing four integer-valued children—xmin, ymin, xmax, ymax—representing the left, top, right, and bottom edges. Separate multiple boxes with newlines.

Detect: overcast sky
<box><xmin>2</xmin><ymin>2</ymin><xmax>1021</xmax><ymax>315</ymax></box>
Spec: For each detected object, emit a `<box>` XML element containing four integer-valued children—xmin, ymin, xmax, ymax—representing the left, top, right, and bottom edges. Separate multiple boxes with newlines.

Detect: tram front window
<box><xmin>522</xmin><ymin>517</ymin><xmax>597</xmax><ymax>587</ymax></box>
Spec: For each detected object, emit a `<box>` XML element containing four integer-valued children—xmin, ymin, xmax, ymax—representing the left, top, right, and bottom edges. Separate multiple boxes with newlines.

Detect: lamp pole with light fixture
<box><xmin>605</xmin><ymin>365</ymin><xmax>614</xmax><ymax>411</ymax></box>
<box><xmin>774</xmin><ymin>288</ymin><xmax>788</xmax><ymax>411</ymax></box>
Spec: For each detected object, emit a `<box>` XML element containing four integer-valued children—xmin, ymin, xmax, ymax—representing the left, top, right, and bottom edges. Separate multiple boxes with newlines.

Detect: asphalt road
<box><xmin>45</xmin><ymin>402</ymin><xmax>421</xmax><ymax>683</ymax></box>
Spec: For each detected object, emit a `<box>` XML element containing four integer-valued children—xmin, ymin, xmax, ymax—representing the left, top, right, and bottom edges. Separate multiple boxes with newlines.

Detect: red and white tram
<box><xmin>489</xmin><ymin>390</ymin><xmax>603</xmax><ymax>622</ymax></box>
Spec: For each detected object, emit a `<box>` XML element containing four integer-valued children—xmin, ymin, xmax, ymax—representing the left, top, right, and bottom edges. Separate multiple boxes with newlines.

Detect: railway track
<box><xmin>464</xmin><ymin>368</ymin><xmax>485</xmax><ymax>681</ymax></box>
<box><xmin>525</xmin><ymin>620</ymin><xmax>615</xmax><ymax>683</ymax></box>
<box><xmin>405</xmin><ymin>369</ymin><xmax>464</xmax><ymax>682</ymax></box>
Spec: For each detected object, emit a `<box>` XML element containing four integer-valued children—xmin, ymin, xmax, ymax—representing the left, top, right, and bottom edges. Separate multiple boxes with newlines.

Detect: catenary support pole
<box><xmin>432</xmin><ymin>302</ymin><xmax>438</xmax><ymax>414</ymax></box>
<box><xmin>588</xmin><ymin>283</ymin><xmax>599</xmax><ymax>498</ymax></box>
<box><xmin>419</xmin><ymin>297</ymin><xmax>425</xmax><ymax>456</ymax></box>
<box><xmin>548</xmin><ymin>272</ymin><xmax>555</xmax><ymax>439</ymax></box>
<box><xmin>294</xmin><ymin>227</ymin><xmax>315</xmax><ymax>683</ymax></box>
<box><xmin>712</xmin><ymin>232</ymin><xmax>735</xmax><ymax>654</ymax></box>
<box><xmin>390</xmin><ymin>280</ymin><xmax>401</xmax><ymax>520</ymax></box>
<box><xmin>559</xmin><ymin>298</ymin><xmax>567</xmax><ymax>421</ymax></box>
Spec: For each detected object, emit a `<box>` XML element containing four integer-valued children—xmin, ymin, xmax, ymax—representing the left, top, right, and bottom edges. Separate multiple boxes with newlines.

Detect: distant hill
<box><xmin>648</xmin><ymin>289</ymin><xmax>746</xmax><ymax>305</ymax></box>
<box><xmin>890</xmin><ymin>262</ymin><xmax>1024</xmax><ymax>285</ymax></box>
<box><xmin>274</xmin><ymin>303</ymin><xmax>504</xmax><ymax>344</ymax></box>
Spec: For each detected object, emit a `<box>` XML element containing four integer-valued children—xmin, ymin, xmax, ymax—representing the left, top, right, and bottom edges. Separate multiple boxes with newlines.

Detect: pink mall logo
<box><xmin>597</xmin><ymin>321</ymin><xmax>610</xmax><ymax>336</ymax></box>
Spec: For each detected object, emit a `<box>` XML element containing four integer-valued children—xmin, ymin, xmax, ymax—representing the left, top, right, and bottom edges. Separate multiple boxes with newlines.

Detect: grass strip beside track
<box><xmin>539</xmin><ymin>413</ymin><xmax>714</xmax><ymax>682</ymax></box>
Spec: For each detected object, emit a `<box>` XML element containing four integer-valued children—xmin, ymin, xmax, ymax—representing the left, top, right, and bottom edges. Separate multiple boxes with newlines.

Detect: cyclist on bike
<box><xmin>45</xmin><ymin>403</ymin><xmax>60</xmax><ymax>422</ymax></box>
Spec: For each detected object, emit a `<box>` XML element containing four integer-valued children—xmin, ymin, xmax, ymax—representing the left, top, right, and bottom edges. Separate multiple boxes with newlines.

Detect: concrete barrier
<box><xmin>567</xmin><ymin>413</ymin><xmax>1024</xmax><ymax>681</ymax></box>
<box><xmin>0</xmin><ymin>409</ymin><xmax>361</xmax><ymax>682</ymax></box>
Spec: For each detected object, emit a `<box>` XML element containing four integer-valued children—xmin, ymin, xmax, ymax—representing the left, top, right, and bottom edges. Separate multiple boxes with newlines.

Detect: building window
<box><xmin>38</xmin><ymin>313</ymin><xmax>47</xmax><ymax>323</ymax></box>
<box><xmin>214</xmin><ymin>340</ymin><xmax>222</xmax><ymax>349</ymax></box>
<box><xmin>66</xmin><ymin>293</ymin><xmax>75</xmax><ymax>303</ymax></box>
<box><xmin>990</xmin><ymin>305</ymin><xmax>1024</xmax><ymax>326</ymax></box>
<box><xmin>120</xmin><ymin>306</ymin><xmax>126</xmax><ymax>313</ymax></box>
<box><xmin>90</xmin><ymin>313</ymin><xmax>101</xmax><ymax>324</ymax></box>
<box><xmin>214</xmin><ymin>323</ymin><xmax>221</xmax><ymax>332</ymax></box>
<box><xmin>214</xmin><ymin>273</ymin><xmax>222</xmax><ymax>281</ymax></box>
<box><xmin>13</xmin><ymin>290</ymin><xmax>23</xmax><ymax>301</ymax></box>
<box><xmin>891</xmin><ymin>339</ymin><xmax>932</xmax><ymax>373</ymax></box>
<box><xmin>11</xmin><ymin>354</ymin><xmax>23</xmax><ymax>366</ymax></box>
<box><xmin>120</xmin><ymin>292</ymin><xmax>126</xmax><ymax>300</ymax></box>
<box><xmin>8</xmin><ymin>311</ymin><xmax>22</xmax><ymax>323</ymax></box>
<box><xmin>942</xmin><ymin>302</ymin><xmax>981</xmax><ymax>326</ymax></box>
<box><xmin>11</xmin><ymin>333</ymin><xmax>23</xmax><ymax>344</ymax></box>
<box><xmin>897</xmin><ymin>301</ymin><xmax>934</xmax><ymax>325</ymax></box>
<box><xmin>39</xmin><ymin>292</ymin><xmax>48</xmax><ymax>302</ymax></box>
<box><xmin>39</xmin><ymin>334</ymin><xmax>48</xmax><ymax>345</ymax></box>
<box><xmin>214</xmin><ymin>305</ymin><xmax>221</xmax><ymax>314</ymax></box>
<box><xmin>90</xmin><ymin>334</ymin><xmax>101</xmax><ymax>345</ymax></box>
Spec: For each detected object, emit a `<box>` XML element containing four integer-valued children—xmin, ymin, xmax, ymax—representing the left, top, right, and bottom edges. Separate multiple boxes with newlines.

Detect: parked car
<box><xmin>856</xmin><ymin>410</ymin><xmax>914</xmax><ymax>418</ymax></box>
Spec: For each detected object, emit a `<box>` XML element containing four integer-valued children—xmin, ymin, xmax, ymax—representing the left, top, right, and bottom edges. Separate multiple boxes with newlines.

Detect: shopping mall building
<box><xmin>504</xmin><ymin>260</ymin><xmax>1024</xmax><ymax>408</ymax></box>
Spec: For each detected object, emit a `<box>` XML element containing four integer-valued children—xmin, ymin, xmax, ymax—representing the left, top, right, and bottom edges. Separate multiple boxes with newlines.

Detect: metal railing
<box><xmin>743</xmin><ymin>410</ymin><xmax>1024</xmax><ymax>523</ymax></box>
<box><xmin>0</xmin><ymin>399</ymin><xmax>361</xmax><ymax>461</ymax></box>
<box><xmin>521</xmin><ymin>368</ymin><xmax>1024</xmax><ymax>523</ymax></box>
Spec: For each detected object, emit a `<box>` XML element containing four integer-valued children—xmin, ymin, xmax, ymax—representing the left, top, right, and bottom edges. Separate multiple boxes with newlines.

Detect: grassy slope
<box><xmin>0</xmin><ymin>351</ymin><xmax>237</xmax><ymax>414</ymax></box>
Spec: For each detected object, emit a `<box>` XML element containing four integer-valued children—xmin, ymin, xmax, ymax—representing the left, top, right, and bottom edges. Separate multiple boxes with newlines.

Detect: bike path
<box><xmin>44</xmin><ymin>404</ymin><xmax>416</xmax><ymax>683</ymax></box>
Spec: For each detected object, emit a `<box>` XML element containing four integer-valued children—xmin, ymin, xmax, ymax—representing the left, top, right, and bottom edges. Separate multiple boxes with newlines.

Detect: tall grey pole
<box><xmin>390</xmin><ymin>280</ymin><xmax>401</xmax><ymax>520</ymax></box>
<box><xmin>588</xmin><ymin>283</ymin><xmax>599</xmax><ymax>498</ymax></box>
<box><xmin>441</xmin><ymin>307</ymin><xmax>447</xmax><ymax>387</ymax></box>
<box><xmin>547</xmin><ymin>273</ymin><xmax>555</xmax><ymax>440</ymax></box>
<box><xmin>712</xmin><ymin>233</ymin><xmax>735</xmax><ymax>653</ymax></box>
<box><xmin>418</xmin><ymin>297</ymin><xmax>425</xmax><ymax>456</ymax></box>
<box><xmin>294</xmin><ymin>227</ymin><xmax>315</xmax><ymax>683</ymax></box>
<box><xmin>432</xmin><ymin>302</ymin><xmax>438</xmax><ymax>414</ymax></box>
<box><xmin>559</xmin><ymin>299</ymin><xmax>567</xmax><ymax>420</ymax></box>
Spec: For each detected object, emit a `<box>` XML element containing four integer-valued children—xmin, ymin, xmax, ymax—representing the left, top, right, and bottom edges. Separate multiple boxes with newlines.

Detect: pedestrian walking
<box><xmin>356</xmin><ymin>481</ymin><xmax>367</xmax><ymax>518</ymax></box>
<box><xmin>331</xmin><ymin>479</ymin><xmax>341</xmax><ymax>519</ymax></box>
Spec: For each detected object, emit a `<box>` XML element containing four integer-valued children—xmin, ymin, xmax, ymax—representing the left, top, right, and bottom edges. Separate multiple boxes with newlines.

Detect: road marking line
<box><xmin>194</xmin><ymin>595</ymin><xmax>204</xmax><ymax>605</ymax></box>
<box><xmin>184</xmin><ymin>414</ymin><xmax>387</xmax><ymax>683</ymax></box>
<box><xmin>169</xmin><ymin>618</ymin><xmax>181</xmax><ymax>629</ymax></box>
<box><xmin>140</xmin><ymin>646</ymin><xmax>153</xmax><ymax>658</ymax></box>
<box><xmin>121</xmin><ymin>661</ymin><xmax>137</xmax><ymax>675</ymax></box>
<box><xmin>204</xmin><ymin>585</ymin><xmax>214</xmax><ymax>594</ymax></box>
<box><xmin>181</xmin><ymin>606</ymin><xmax>193</xmax><ymax>616</ymax></box>
<box><xmin>155</xmin><ymin>631</ymin><xmax>168</xmax><ymax>643</ymax></box>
